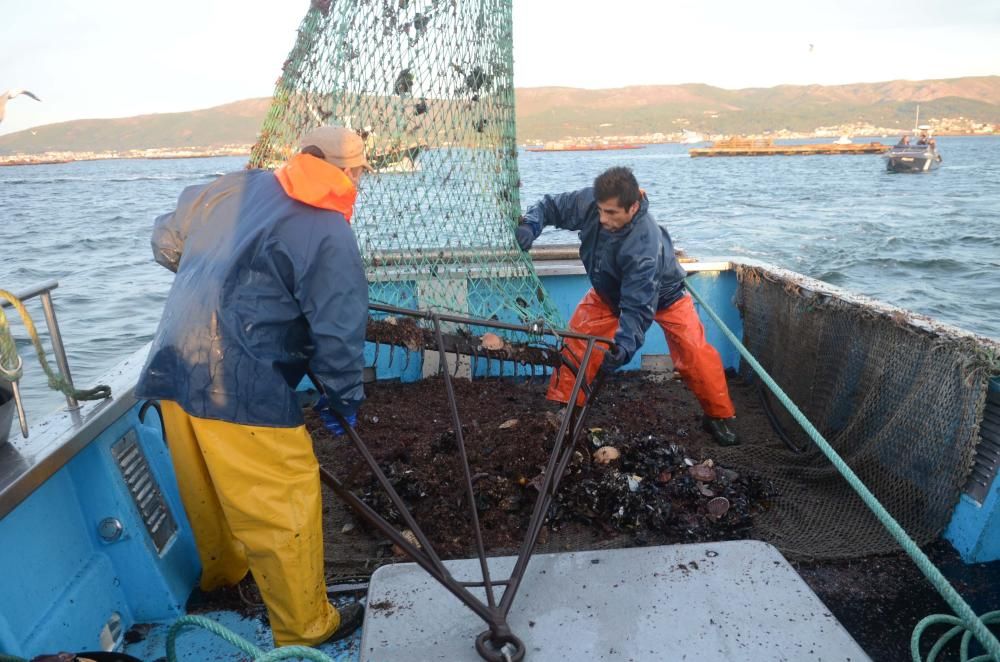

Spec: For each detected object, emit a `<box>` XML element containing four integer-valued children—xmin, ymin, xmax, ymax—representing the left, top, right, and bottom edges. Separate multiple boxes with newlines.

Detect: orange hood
<box><xmin>274</xmin><ymin>153</ymin><xmax>358</xmax><ymax>222</ymax></box>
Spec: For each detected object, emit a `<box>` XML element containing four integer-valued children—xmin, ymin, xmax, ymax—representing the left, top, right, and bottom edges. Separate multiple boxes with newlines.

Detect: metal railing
<box><xmin>1</xmin><ymin>280</ymin><xmax>79</xmax><ymax>439</ymax></box>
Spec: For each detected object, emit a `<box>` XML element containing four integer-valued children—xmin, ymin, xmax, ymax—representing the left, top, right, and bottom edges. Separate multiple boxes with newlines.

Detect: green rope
<box><xmin>0</xmin><ymin>289</ymin><xmax>111</xmax><ymax>401</ymax></box>
<box><xmin>685</xmin><ymin>281</ymin><xmax>1000</xmax><ymax>661</ymax></box>
<box><xmin>167</xmin><ymin>615</ymin><xmax>338</xmax><ymax>661</ymax></box>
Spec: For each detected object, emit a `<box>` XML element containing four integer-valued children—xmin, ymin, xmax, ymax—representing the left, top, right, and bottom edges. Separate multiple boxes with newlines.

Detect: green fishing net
<box><xmin>250</xmin><ymin>0</ymin><xmax>562</xmax><ymax>329</ymax></box>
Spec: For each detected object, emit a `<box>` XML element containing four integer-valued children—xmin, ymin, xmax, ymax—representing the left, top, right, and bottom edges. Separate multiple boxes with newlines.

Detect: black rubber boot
<box><xmin>703</xmin><ymin>416</ymin><xmax>739</xmax><ymax>446</ymax></box>
<box><xmin>323</xmin><ymin>602</ymin><xmax>366</xmax><ymax>643</ymax></box>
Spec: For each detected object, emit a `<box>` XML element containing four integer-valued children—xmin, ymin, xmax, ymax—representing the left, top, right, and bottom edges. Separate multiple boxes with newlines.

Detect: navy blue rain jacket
<box><xmin>521</xmin><ymin>188</ymin><xmax>687</xmax><ymax>361</ymax></box>
<box><xmin>136</xmin><ymin>170</ymin><xmax>367</xmax><ymax>427</ymax></box>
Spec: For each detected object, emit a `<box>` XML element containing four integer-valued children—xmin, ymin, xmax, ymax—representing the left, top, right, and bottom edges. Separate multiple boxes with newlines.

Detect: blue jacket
<box><xmin>136</xmin><ymin>169</ymin><xmax>368</xmax><ymax>427</ymax></box>
<box><xmin>522</xmin><ymin>188</ymin><xmax>687</xmax><ymax>361</ymax></box>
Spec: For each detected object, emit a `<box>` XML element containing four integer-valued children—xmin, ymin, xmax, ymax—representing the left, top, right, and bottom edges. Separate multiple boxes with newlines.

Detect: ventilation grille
<box><xmin>112</xmin><ymin>429</ymin><xmax>177</xmax><ymax>553</ymax></box>
<box><xmin>965</xmin><ymin>389</ymin><xmax>1000</xmax><ymax>503</ymax></box>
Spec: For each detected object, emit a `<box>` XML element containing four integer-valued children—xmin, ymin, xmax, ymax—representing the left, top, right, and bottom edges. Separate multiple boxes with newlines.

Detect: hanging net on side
<box><xmin>250</xmin><ymin>0</ymin><xmax>563</xmax><ymax>331</ymax></box>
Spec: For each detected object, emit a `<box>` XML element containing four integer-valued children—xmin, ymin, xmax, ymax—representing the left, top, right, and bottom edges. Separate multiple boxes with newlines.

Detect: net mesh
<box><xmin>713</xmin><ymin>264</ymin><xmax>997</xmax><ymax>559</ymax></box>
<box><xmin>249</xmin><ymin>0</ymin><xmax>562</xmax><ymax>328</ymax></box>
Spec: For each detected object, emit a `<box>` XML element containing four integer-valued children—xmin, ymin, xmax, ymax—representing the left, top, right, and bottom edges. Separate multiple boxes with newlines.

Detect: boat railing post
<box><xmin>38</xmin><ymin>290</ymin><xmax>79</xmax><ymax>411</ymax></box>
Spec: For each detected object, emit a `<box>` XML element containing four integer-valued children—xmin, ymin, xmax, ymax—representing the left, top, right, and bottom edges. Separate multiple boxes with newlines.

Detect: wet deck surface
<box><xmin>361</xmin><ymin>542</ymin><xmax>869</xmax><ymax>661</ymax></box>
<box><xmin>124</xmin><ymin>599</ymin><xmax>362</xmax><ymax>661</ymax></box>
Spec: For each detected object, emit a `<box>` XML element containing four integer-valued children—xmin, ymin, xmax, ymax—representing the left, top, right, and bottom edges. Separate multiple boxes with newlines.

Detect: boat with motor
<box><xmin>885</xmin><ymin>108</ymin><xmax>943</xmax><ymax>173</ymax></box>
<box><xmin>884</xmin><ymin>135</ymin><xmax>942</xmax><ymax>172</ymax></box>
<box><xmin>885</xmin><ymin>147</ymin><xmax>941</xmax><ymax>173</ymax></box>
<box><xmin>1</xmin><ymin>249</ymin><xmax>999</xmax><ymax>661</ymax></box>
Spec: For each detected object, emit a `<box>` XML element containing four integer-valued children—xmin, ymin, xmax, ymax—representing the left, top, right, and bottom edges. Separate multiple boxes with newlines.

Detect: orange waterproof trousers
<box><xmin>159</xmin><ymin>401</ymin><xmax>340</xmax><ymax>646</ymax></box>
<box><xmin>547</xmin><ymin>289</ymin><xmax>736</xmax><ymax>418</ymax></box>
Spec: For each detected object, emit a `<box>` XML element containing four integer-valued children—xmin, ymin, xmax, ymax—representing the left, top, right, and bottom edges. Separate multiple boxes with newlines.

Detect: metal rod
<box><xmin>431</xmin><ymin>314</ymin><xmax>497</xmax><ymax>609</ymax></box>
<box><xmin>338</xmin><ymin>415</ymin><xmax>450</xmax><ymax>578</ymax></box>
<box><xmin>39</xmin><ymin>291</ymin><xmax>78</xmax><ymax>410</ymax></box>
<box><xmin>317</xmin><ymin>467</ymin><xmax>498</xmax><ymax>625</ymax></box>
<box><xmin>308</xmin><ymin>305</ymin><xmax>613</xmax><ymax>658</ymax></box>
<box><xmin>11</xmin><ymin>378</ymin><xmax>28</xmax><ymax>438</ymax></box>
<box><xmin>370</xmin><ymin>302</ymin><xmax>615</xmax><ymax>347</ymax></box>
<box><xmin>498</xmin><ymin>338</ymin><xmax>597</xmax><ymax>616</ymax></box>
<box><xmin>0</xmin><ymin>280</ymin><xmax>58</xmax><ymax>310</ymax></box>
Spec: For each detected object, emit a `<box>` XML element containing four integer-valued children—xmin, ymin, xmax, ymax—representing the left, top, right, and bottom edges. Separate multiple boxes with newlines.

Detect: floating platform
<box><xmin>361</xmin><ymin>541</ymin><xmax>870</xmax><ymax>661</ymax></box>
<box><xmin>525</xmin><ymin>143</ymin><xmax>644</xmax><ymax>152</ymax></box>
<box><xmin>689</xmin><ymin>138</ymin><xmax>889</xmax><ymax>157</ymax></box>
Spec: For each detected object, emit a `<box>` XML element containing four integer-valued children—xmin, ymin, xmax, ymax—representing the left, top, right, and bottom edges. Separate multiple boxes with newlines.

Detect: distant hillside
<box><xmin>0</xmin><ymin>99</ymin><xmax>272</xmax><ymax>154</ymax></box>
<box><xmin>515</xmin><ymin>76</ymin><xmax>1000</xmax><ymax>139</ymax></box>
<box><xmin>1</xmin><ymin>76</ymin><xmax>998</xmax><ymax>154</ymax></box>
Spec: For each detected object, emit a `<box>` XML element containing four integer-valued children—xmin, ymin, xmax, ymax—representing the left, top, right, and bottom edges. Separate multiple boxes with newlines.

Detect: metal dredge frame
<box><xmin>317</xmin><ymin>302</ymin><xmax>613</xmax><ymax>662</ymax></box>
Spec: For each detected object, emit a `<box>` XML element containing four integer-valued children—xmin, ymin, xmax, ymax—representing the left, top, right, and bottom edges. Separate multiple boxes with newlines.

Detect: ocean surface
<box><xmin>2</xmin><ymin>137</ymin><xmax>998</xmax><ymax>420</ymax></box>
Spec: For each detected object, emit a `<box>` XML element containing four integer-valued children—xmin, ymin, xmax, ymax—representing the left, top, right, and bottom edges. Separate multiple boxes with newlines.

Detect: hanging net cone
<box><xmin>250</xmin><ymin>0</ymin><xmax>563</xmax><ymax>330</ymax></box>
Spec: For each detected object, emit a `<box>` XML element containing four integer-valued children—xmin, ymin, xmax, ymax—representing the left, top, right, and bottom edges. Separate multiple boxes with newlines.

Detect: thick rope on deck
<box><xmin>166</xmin><ymin>614</ymin><xmax>342</xmax><ymax>662</ymax></box>
<box><xmin>686</xmin><ymin>281</ymin><xmax>1000</xmax><ymax>662</ymax></box>
<box><xmin>0</xmin><ymin>289</ymin><xmax>110</xmax><ymax>401</ymax></box>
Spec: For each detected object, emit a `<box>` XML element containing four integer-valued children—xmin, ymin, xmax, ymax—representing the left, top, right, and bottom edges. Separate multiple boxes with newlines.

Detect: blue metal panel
<box><xmin>364</xmin><ymin>341</ymin><xmax>423</xmax><ymax>382</ymax></box>
<box><xmin>0</xmin><ymin>402</ymin><xmax>201</xmax><ymax>657</ymax></box>
<box><xmin>537</xmin><ymin>270</ymin><xmax>743</xmax><ymax>372</ymax></box>
<box><xmin>363</xmin><ymin>269</ymin><xmax>743</xmax><ymax>380</ymax></box>
<box><xmin>68</xmin><ymin>406</ymin><xmax>199</xmax><ymax>621</ymax></box>
<box><xmin>0</xmin><ymin>470</ymin><xmax>129</xmax><ymax>655</ymax></box>
<box><xmin>945</xmin><ymin>378</ymin><xmax>1000</xmax><ymax>563</ymax></box>
<box><xmin>686</xmin><ymin>271</ymin><xmax>742</xmax><ymax>371</ymax></box>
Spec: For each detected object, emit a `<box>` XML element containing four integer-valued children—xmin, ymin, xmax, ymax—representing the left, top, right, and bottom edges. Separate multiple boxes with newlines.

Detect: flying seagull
<box><xmin>0</xmin><ymin>89</ymin><xmax>42</xmax><ymax>123</ymax></box>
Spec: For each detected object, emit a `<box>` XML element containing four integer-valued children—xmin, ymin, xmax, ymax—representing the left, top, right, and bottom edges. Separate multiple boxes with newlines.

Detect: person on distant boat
<box><xmin>136</xmin><ymin>126</ymin><xmax>372</xmax><ymax>648</ymax></box>
<box><xmin>917</xmin><ymin>131</ymin><xmax>929</xmax><ymax>145</ymax></box>
<box><xmin>515</xmin><ymin>167</ymin><xmax>739</xmax><ymax>446</ymax></box>
<box><xmin>897</xmin><ymin>135</ymin><xmax>911</xmax><ymax>146</ymax></box>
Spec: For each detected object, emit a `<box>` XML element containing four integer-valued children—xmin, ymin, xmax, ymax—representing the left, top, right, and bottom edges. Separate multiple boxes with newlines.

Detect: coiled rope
<box><xmin>166</xmin><ymin>615</ymin><xmax>338</xmax><ymax>661</ymax></box>
<box><xmin>686</xmin><ymin>281</ymin><xmax>999</xmax><ymax>662</ymax></box>
<box><xmin>0</xmin><ymin>289</ymin><xmax>111</xmax><ymax>401</ymax></box>
<box><xmin>0</xmin><ymin>614</ymin><xmax>344</xmax><ymax>662</ymax></box>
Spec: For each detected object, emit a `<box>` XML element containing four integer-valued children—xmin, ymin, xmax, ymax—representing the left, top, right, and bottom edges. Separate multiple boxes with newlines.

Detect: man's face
<box><xmin>596</xmin><ymin>196</ymin><xmax>639</xmax><ymax>232</ymax></box>
<box><xmin>345</xmin><ymin>166</ymin><xmax>365</xmax><ymax>189</ymax></box>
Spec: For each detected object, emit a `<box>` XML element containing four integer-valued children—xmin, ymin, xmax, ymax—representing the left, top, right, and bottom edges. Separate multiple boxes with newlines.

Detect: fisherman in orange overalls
<box><xmin>515</xmin><ymin>166</ymin><xmax>738</xmax><ymax>445</ymax></box>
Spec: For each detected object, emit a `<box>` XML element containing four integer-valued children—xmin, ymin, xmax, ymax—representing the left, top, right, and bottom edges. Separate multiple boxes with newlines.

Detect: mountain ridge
<box><xmin>1</xmin><ymin>76</ymin><xmax>998</xmax><ymax>155</ymax></box>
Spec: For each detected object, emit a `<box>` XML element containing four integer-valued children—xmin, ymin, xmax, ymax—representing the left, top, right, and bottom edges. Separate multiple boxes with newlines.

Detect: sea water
<box><xmin>2</xmin><ymin>137</ymin><xmax>998</xmax><ymax>419</ymax></box>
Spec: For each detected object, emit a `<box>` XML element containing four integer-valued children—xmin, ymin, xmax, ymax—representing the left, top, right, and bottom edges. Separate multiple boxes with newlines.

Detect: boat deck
<box><xmin>362</xmin><ymin>542</ymin><xmax>870</xmax><ymax>661</ymax></box>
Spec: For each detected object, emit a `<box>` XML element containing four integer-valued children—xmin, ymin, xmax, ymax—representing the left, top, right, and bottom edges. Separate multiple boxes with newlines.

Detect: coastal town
<box><xmin>1</xmin><ymin>114</ymin><xmax>996</xmax><ymax>166</ymax></box>
<box><xmin>0</xmin><ymin>144</ymin><xmax>251</xmax><ymax>166</ymax></box>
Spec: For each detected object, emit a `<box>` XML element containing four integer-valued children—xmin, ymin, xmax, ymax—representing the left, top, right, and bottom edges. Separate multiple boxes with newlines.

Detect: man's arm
<box><xmin>282</xmin><ymin>217</ymin><xmax>368</xmax><ymax>416</ymax></box>
<box><xmin>151</xmin><ymin>174</ymin><xmax>240</xmax><ymax>272</ymax></box>
<box><xmin>613</xmin><ymin>245</ymin><xmax>660</xmax><ymax>364</ymax></box>
<box><xmin>151</xmin><ymin>183</ymin><xmax>211</xmax><ymax>272</ymax></box>
<box><xmin>518</xmin><ymin>188</ymin><xmax>595</xmax><ymax>246</ymax></box>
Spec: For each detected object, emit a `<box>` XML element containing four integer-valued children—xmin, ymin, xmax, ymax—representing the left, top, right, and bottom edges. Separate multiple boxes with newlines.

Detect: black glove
<box><xmin>601</xmin><ymin>345</ymin><xmax>628</xmax><ymax>373</ymax></box>
<box><xmin>515</xmin><ymin>223</ymin><xmax>535</xmax><ymax>251</ymax></box>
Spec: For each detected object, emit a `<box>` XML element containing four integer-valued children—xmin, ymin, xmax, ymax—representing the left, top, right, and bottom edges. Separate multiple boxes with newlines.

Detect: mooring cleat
<box><xmin>703</xmin><ymin>416</ymin><xmax>739</xmax><ymax>446</ymax></box>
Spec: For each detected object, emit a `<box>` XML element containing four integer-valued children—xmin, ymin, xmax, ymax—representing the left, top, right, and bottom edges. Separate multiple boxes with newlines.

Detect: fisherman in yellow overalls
<box><xmin>136</xmin><ymin>127</ymin><xmax>372</xmax><ymax>646</ymax></box>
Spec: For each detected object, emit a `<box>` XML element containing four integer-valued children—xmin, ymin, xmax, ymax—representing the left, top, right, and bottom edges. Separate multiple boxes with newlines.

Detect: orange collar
<box><xmin>274</xmin><ymin>153</ymin><xmax>357</xmax><ymax>222</ymax></box>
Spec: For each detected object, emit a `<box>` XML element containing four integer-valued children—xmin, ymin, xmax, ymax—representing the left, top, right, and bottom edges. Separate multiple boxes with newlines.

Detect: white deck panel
<box><xmin>361</xmin><ymin>540</ymin><xmax>869</xmax><ymax>661</ymax></box>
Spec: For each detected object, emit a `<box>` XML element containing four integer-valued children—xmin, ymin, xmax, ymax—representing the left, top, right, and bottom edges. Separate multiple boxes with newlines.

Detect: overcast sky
<box><xmin>1</xmin><ymin>0</ymin><xmax>998</xmax><ymax>135</ymax></box>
